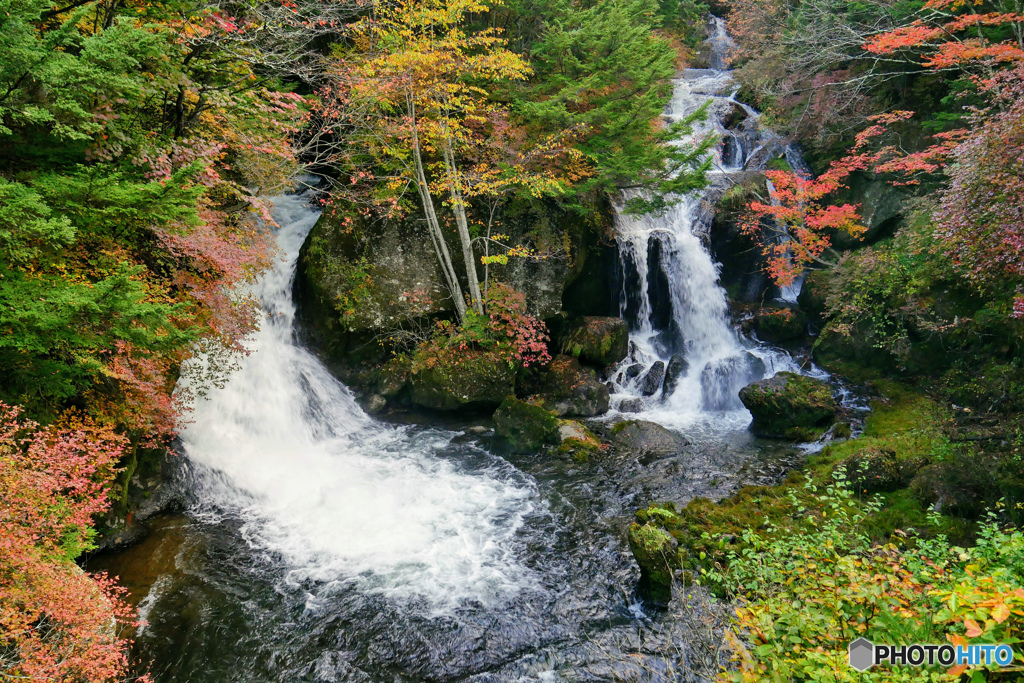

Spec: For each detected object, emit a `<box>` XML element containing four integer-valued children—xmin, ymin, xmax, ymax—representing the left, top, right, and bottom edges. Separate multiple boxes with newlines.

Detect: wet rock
<box><xmin>363</xmin><ymin>394</ymin><xmax>387</xmax><ymax>414</ymax></box>
<box><xmin>556</xmin><ymin>421</ymin><xmax>604</xmax><ymax>462</ymax></box>
<box><xmin>627</xmin><ymin>506</ymin><xmax>682</xmax><ymax>604</ymax></box>
<box><xmin>625</xmin><ymin>363</ymin><xmax>644</xmax><ymax>380</ymax></box>
<box><xmin>753</xmin><ymin>305</ymin><xmax>808</xmax><ymax>345</ymax></box>
<box><xmin>738</xmin><ymin>371</ymin><xmax>836</xmax><ymax>440</ymax></box>
<box><xmin>662</xmin><ymin>354</ymin><xmax>689</xmax><ymax>395</ymax></box>
<box><xmin>375</xmin><ymin>359</ymin><xmax>411</xmax><ymax>398</ymax></box>
<box><xmin>493</xmin><ymin>398</ymin><xmax>560</xmax><ymax>452</ymax></box>
<box><xmin>700</xmin><ymin>352</ymin><xmax>766</xmax><ymax>411</ymax></box>
<box><xmin>560</xmin><ymin>316</ymin><xmax>629</xmax><ymax>366</ymax></box>
<box><xmin>619</xmin><ymin>398</ymin><xmax>643</xmax><ymax>413</ymax></box>
<box><xmin>611</xmin><ymin>420</ymin><xmax>686</xmax><ymax>458</ymax></box>
<box><xmin>639</xmin><ymin>361</ymin><xmax>666</xmax><ymax>396</ymax></box>
<box><xmin>409</xmin><ymin>351</ymin><xmax>516</xmax><ymax>411</ymax></box>
<box><xmin>845</xmin><ymin>446</ymin><xmax>925</xmax><ymax>494</ymax></box>
<box><xmin>536</xmin><ymin>355</ymin><xmax>610</xmax><ymax>417</ymax></box>
<box><xmin>558</xmin><ymin>421</ymin><xmax>589</xmax><ymax>442</ymax></box>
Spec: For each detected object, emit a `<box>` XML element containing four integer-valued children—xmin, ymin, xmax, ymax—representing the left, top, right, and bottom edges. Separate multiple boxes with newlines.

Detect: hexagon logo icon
<box><xmin>849</xmin><ymin>638</ymin><xmax>874</xmax><ymax>671</ymax></box>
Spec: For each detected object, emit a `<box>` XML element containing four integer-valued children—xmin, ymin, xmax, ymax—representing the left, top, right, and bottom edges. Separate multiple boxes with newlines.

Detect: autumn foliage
<box><xmin>0</xmin><ymin>404</ymin><xmax>145</xmax><ymax>681</ymax></box>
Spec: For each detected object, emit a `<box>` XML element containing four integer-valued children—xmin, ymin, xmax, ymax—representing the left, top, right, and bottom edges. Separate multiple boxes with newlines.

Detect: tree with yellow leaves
<box><xmin>318</xmin><ymin>0</ymin><xmax>578</xmax><ymax>321</ymax></box>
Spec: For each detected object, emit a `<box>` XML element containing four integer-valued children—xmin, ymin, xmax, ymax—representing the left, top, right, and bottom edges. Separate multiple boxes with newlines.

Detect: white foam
<box><xmin>178</xmin><ymin>194</ymin><xmax>536</xmax><ymax>611</ymax></box>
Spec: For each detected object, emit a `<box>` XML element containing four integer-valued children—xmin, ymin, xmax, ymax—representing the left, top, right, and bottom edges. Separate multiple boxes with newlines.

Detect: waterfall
<box><xmin>610</xmin><ymin>17</ymin><xmax>803</xmax><ymax>425</ymax></box>
<box><xmin>175</xmin><ymin>194</ymin><xmax>536</xmax><ymax>611</ymax></box>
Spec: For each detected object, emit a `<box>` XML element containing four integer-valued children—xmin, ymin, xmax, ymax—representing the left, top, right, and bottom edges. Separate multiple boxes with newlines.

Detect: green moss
<box><xmin>738</xmin><ymin>372</ymin><xmax>836</xmax><ymax>439</ymax></box>
<box><xmin>634</xmin><ymin>381</ymin><xmax>979</xmax><ymax>591</ymax></box>
<box><xmin>408</xmin><ymin>350</ymin><xmax>517</xmax><ymax>411</ymax></box>
<box><xmin>493</xmin><ymin>397</ymin><xmax>560</xmax><ymax>452</ymax></box>
<box><xmin>765</xmin><ymin>157</ymin><xmax>793</xmax><ymax>172</ymax></box>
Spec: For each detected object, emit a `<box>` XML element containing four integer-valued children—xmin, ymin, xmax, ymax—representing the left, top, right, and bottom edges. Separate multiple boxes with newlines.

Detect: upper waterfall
<box><xmin>609</xmin><ymin>17</ymin><xmax>804</xmax><ymax>427</ymax></box>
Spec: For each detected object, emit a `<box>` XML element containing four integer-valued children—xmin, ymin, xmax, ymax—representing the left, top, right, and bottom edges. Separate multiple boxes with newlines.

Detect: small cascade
<box><xmin>610</xmin><ymin>17</ymin><xmax>806</xmax><ymax>425</ymax></box>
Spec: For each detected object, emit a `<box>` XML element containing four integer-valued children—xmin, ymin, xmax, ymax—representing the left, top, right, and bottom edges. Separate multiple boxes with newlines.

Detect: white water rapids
<box><xmin>177</xmin><ymin>194</ymin><xmax>536</xmax><ymax>611</ymax></box>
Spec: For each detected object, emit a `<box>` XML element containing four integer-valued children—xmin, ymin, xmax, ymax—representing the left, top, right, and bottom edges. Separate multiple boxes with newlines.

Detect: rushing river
<box><xmin>87</xmin><ymin>19</ymin><xmax>821</xmax><ymax>683</ymax></box>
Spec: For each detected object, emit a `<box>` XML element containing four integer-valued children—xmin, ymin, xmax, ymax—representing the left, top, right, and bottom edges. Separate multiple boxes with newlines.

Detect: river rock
<box><xmin>738</xmin><ymin>371</ymin><xmax>836</xmax><ymax>440</ymax></box>
<box><xmin>556</xmin><ymin>420</ymin><xmax>605</xmax><ymax>462</ymax></box>
<box><xmin>409</xmin><ymin>351</ymin><xmax>516</xmax><ymax>411</ymax></box>
<box><xmin>363</xmin><ymin>394</ymin><xmax>387</xmax><ymax>414</ymax></box>
<box><xmin>753</xmin><ymin>305</ymin><xmax>808</xmax><ymax>344</ymax></box>
<box><xmin>611</xmin><ymin>420</ymin><xmax>686</xmax><ymax>458</ymax></box>
<box><xmin>627</xmin><ymin>506</ymin><xmax>682</xmax><ymax>604</ymax></box>
<box><xmin>536</xmin><ymin>355</ymin><xmax>610</xmax><ymax>417</ymax></box>
<box><xmin>639</xmin><ymin>361</ymin><xmax>666</xmax><ymax>396</ymax></box>
<box><xmin>700</xmin><ymin>352</ymin><xmax>766</xmax><ymax>411</ymax></box>
<box><xmin>619</xmin><ymin>397</ymin><xmax>643</xmax><ymax>412</ymax></box>
<box><xmin>662</xmin><ymin>354</ymin><xmax>689</xmax><ymax>395</ymax></box>
<box><xmin>560</xmin><ymin>316</ymin><xmax>629</xmax><ymax>366</ymax></box>
<box><xmin>493</xmin><ymin>397</ymin><xmax>560</xmax><ymax>452</ymax></box>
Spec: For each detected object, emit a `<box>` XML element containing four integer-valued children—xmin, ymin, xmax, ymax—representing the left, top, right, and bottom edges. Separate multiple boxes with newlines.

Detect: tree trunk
<box><xmin>408</xmin><ymin>92</ymin><xmax>466</xmax><ymax>321</ymax></box>
<box><xmin>441</xmin><ymin>137</ymin><xmax>484</xmax><ymax>315</ymax></box>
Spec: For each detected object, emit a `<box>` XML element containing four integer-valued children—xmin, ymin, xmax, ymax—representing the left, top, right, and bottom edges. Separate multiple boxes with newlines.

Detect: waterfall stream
<box><xmin>177</xmin><ymin>195</ymin><xmax>537</xmax><ymax>610</ymax></box>
<box><xmin>609</xmin><ymin>17</ymin><xmax>810</xmax><ymax>428</ymax></box>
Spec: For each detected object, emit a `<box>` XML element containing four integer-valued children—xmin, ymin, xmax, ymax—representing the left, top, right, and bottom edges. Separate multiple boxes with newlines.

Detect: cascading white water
<box><xmin>610</xmin><ymin>17</ymin><xmax>804</xmax><ymax>426</ymax></box>
<box><xmin>176</xmin><ymin>194</ymin><xmax>536</xmax><ymax>611</ymax></box>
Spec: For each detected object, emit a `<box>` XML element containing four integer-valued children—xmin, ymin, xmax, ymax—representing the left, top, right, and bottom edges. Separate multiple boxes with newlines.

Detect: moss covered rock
<box><xmin>797</xmin><ymin>269</ymin><xmax>831</xmax><ymax>328</ymax></box>
<box><xmin>556</xmin><ymin>421</ymin><xmax>605</xmax><ymax>462</ymax></box>
<box><xmin>845</xmin><ymin>446</ymin><xmax>926</xmax><ymax>494</ymax></box>
<box><xmin>408</xmin><ymin>351</ymin><xmax>516</xmax><ymax>411</ymax></box>
<box><xmin>753</xmin><ymin>305</ymin><xmax>808</xmax><ymax>344</ymax></box>
<box><xmin>560</xmin><ymin>316</ymin><xmax>629</xmax><ymax>366</ymax></box>
<box><xmin>627</xmin><ymin>506</ymin><xmax>683</xmax><ymax>603</ymax></box>
<box><xmin>738</xmin><ymin>372</ymin><xmax>836</xmax><ymax>440</ymax></box>
<box><xmin>535</xmin><ymin>355</ymin><xmax>610</xmax><ymax>417</ymax></box>
<box><xmin>493</xmin><ymin>397</ymin><xmax>560</xmax><ymax>452</ymax></box>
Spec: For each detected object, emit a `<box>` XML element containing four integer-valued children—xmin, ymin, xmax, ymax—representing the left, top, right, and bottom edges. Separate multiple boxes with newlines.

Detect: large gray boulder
<box><xmin>610</xmin><ymin>420</ymin><xmax>686</xmax><ymax>458</ymax></box>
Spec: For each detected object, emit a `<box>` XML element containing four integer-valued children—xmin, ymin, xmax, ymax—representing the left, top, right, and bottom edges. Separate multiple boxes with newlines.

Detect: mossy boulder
<box><xmin>738</xmin><ymin>372</ymin><xmax>836</xmax><ymax>440</ymax></box>
<box><xmin>560</xmin><ymin>316</ymin><xmax>629</xmax><ymax>366</ymax></box>
<box><xmin>408</xmin><ymin>351</ymin><xmax>516</xmax><ymax>411</ymax></box>
<box><xmin>627</xmin><ymin>506</ymin><xmax>684</xmax><ymax>603</ymax></box>
<box><xmin>556</xmin><ymin>421</ymin><xmax>605</xmax><ymax>462</ymax></box>
<box><xmin>535</xmin><ymin>355</ymin><xmax>610</xmax><ymax>417</ymax></box>
<box><xmin>812</xmin><ymin>322</ymin><xmax>896</xmax><ymax>380</ymax></box>
<box><xmin>753</xmin><ymin>305</ymin><xmax>808</xmax><ymax>345</ymax></box>
<box><xmin>611</xmin><ymin>420</ymin><xmax>686</xmax><ymax>458</ymax></box>
<box><xmin>493</xmin><ymin>397</ymin><xmax>561</xmax><ymax>452</ymax></box>
<box><xmin>845</xmin><ymin>446</ymin><xmax>926</xmax><ymax>494</ymax></box>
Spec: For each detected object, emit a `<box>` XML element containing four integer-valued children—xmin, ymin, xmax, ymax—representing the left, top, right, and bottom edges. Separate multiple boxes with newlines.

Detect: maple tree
<box><xmin>934</xmin><ymin>65</ymin><xmax>1024</xmax><ymax>317</ymax></box>
<box><xmin>740</xmin><ymin>111</ymin><xmax>962</xmax><ymax>286</ymax></box>
<box><xmin>0</xmin><ymin>403</ymin><xmax>145</xmax><ymax>682</ymax></box>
